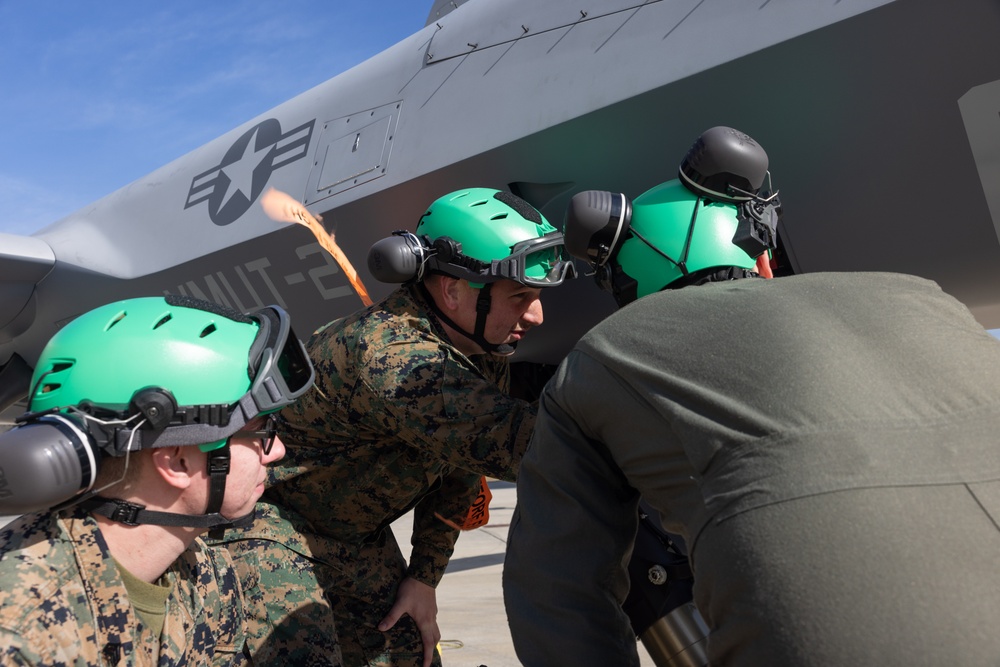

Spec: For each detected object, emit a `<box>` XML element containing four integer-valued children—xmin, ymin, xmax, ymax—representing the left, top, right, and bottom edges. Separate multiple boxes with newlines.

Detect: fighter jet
<box><xmin>3</xmin><ymin>0</ymin><xmax>1000</xmax><ymax>424</ymax></box>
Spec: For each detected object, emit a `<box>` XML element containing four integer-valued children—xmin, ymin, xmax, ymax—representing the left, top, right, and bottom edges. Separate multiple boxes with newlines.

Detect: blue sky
<box><xmin>0</xmin><ymin>0</ymin><xmax>428</xmax><ymax>236</ymax></box>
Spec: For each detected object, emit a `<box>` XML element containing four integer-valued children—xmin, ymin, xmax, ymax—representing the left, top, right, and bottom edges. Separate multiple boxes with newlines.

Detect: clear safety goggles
<box><xmin>489</xmin><ymin>232</ymin><xmax>578</xmax><ymax>287</ymax></box>
<box><xmin>245</xmin><ymin>305</ymin><xmax>315</xmax><ymax>414</ymax></box>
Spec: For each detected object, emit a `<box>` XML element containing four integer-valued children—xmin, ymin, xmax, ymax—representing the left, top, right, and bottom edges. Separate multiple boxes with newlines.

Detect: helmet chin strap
<box><xmin>417</xmin><ymin>282</ymin><xmax>517</xmax><ymax>357</ymax></box>
<box><xmin>80</xmin><ymin>442</ymin><xmax>254</xmax><ymax>534</ymax></box>
<box><xmin>81</xmin><ymin>497</ymin><xmax>256</xmax><ymax>531</ymax></box>
<box><xmin>204</xmin><ymin>443</ymin><xmax>232</xmax><ymax>539</ymax></box>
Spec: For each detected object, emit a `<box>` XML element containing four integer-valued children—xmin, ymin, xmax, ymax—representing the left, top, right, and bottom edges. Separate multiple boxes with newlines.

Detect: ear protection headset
<box><xmin>0</xmin><ymin>388</ymin><xmax>177</xmax><ymax>517</ymax></box>
<box><xmin>367</xmin><ymin>232</ymin><xmax>478</xmax><ymax>285</ymax></box>
<box><xmin>563</xmin><ymin>190</ymin><xmax>638</xmax><ymax>302</ymax></box>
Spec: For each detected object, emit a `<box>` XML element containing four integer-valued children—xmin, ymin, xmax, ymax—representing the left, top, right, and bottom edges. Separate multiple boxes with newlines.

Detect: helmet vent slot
<box><xmin>199</xmin><ymin>323</ymin><xmax>218</xmax><ymax>338</ymax></box>
<box><xmin>105</xmin><ymin>311</ymin><xmax>127</xmax><ymax>331</ymax></box>
<box><xmin>50</xmin><ymin>362</ymin><xmax>73</xmax><ymax>373</ymax></box>
<box><xmin>153</xmin><ymin>314</ymin><xmax>173</xmax><ymax>330</ymax></box>
<box><xmin>490</xmin><ymin>213</ymin><xmax>509</xmax><ymax>220</ymax></box>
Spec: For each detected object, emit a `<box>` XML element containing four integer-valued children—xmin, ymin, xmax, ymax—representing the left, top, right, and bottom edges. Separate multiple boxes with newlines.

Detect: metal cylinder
<box><xmin>639</xmin><ymin>602</ymin><xmax>710</xmax><ymax>667</ymax></box>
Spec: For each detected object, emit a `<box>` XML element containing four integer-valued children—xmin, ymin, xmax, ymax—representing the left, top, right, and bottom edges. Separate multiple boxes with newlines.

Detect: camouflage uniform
<box><xmin>218</xmin><ymin>284</ymin><xmax>536</xmax><ymax>666</ymax></box>
<box><xmin>216</xmin><ymin>502</ymin><xmax>344</xmax><ymax>667</ymax></box>
<box><xmin>0</xmin><ymin>507</ymin><xmax>247</xmax><ymax>667</ymax></box>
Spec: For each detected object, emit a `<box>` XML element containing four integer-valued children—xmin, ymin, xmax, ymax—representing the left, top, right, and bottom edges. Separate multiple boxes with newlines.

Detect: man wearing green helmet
<box><xmin>0</xmin><ymin>295</ymin><xmax>316</xmax><ymax>666</ymax></box>
<box><xmin>215</xmin><ymin>188</ymin><xmax>575</xmax><ymax>666</ymax></box>
<box><xmin>504</xmin><ymin>127</ymin><xmax>1000</xmax><ymax>666</ymax></box>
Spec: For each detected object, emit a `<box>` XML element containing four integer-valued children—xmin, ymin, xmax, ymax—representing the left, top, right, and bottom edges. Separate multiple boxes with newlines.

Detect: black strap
<box><xmin>671</xmin><ymin>266</ymin><xmax>763</xmax><ymax>289</ymax></box>
<box><xmin>112</xmin><ymin>396</ymin><xmax>255</xmax><ymax>453</ymax></box>
<box><xmin>472</xmin><ymin>282</ymin><xmax>492</xmax><ymax>341</ymax></box>
<box><xmin>205</xmin><ymin>444</ymin><xmax>231</xmax><ymax>516</ymax></box>
<box><xmin>415</xmin><ymin>283</ymin><xmax>515</xmax><ymax>356</ymax></box>
<box><xmin>81</xmin><ymin>497</ymin><xmax>255</xmax><ymax>530</ymax></box>
<box><xmin>204</xmin><ymin>444</ymin><xmax>231</xmax><ymax>539</ymax></box>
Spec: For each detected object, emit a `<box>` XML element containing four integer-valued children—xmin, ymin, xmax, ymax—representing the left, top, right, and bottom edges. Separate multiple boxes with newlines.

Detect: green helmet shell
<box><xmin>29</xmin><ymin>296</ymin><xmax>258</xmax><ymax>417</ymax></box>
<box><xmin>615</xmin><ymin>179</ymin><xmax>757</xmax><ymax>298</ymax></box>
<box><xmin>416</xmin><ymin>188</ymin><xmax>560</xmax><ymax>284</ymax></box>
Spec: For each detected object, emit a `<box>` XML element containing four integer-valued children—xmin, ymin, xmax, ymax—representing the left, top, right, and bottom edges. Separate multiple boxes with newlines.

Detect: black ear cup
<box><xmin>0</xmin><ymin>413</ymin><xmax>99</xmax><ymax>514</ymax></box>
<box><xmin>368</xmin><ymin>232</ymin><xmax>429</xmax><ymax>283</ymax></box>
<box><xmin>564</xmin><ymin>190</ymin><xmax>632</xmax><ymax>266</ymax></box>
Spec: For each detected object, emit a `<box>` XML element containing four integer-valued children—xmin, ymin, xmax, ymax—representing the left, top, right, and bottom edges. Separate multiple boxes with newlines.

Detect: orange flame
<box><xmin>260</xmin><ymin>188</ymin><xmax>373</xmax><ymax>306</ymax></box>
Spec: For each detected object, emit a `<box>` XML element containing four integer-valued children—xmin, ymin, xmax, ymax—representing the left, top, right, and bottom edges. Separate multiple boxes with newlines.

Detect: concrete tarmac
<box><xmin>393</xmin><ymin>480</ymin><xmax>658</xmax><ymax>667</ymax></box>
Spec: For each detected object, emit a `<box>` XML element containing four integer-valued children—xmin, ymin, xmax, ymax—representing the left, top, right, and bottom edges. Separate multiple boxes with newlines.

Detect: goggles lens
<box><xmin>248</xmin><ymin>306</ymin><xmax>316</xmax><ymax>413</ymax></box>
<box><xmin>496</xmin><ymin>233</ymin><xmax>578</xmax><ymax>287</ymax></box>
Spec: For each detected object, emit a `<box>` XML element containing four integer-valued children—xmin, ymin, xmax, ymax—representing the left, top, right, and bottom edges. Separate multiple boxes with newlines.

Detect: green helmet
<box><xmin>4</xmin><ymin>295</ymin><xmax>314</xmax><ymax>522</ymax></box>
<box><xmin>616</xmin><ymin>179</ymin><xmax>758</xmax><ymax>298</ymax></box>
<box><xmin>31</xmin><ymin>298</ymin><xmax>256</xmax><ymax>418</ymax></box>
<box><xmin>29</xmin><ymin>295</ymin><xmax>314</xmax><ymax>452</ymax></box>
<box><xmin>415</xmin><ymin>188</ymin><xmax>575</xmax><ymax>288</ymax></box>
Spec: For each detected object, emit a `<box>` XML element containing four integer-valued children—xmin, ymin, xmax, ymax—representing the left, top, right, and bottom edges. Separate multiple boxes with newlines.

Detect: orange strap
<box><xmin>435</xmin><ymin>476</ymin><xmax>493</xmax><ymax>531</ymax></box>
<box><xmin>755</xmin><ymin>252</ymin><xmax>774</xmax><ymax>279</ymax></box>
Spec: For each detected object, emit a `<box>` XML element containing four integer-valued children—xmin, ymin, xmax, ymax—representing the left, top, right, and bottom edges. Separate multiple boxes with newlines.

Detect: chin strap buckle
<box><xmin>108</xmin><ymin>499</ymin><xmax>145</xmax><ymax>526</ymax></box>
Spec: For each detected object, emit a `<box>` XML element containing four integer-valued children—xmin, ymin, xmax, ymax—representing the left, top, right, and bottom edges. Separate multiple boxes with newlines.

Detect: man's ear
<box><xmin>428</xmin><ymin>274</ymin><xmax>466</xmax><ymax>312</ymax></box>
<box><xmin>150</xmin><ymin>446</ymin><xmax>202</xmax><ymax>490</ymax></box>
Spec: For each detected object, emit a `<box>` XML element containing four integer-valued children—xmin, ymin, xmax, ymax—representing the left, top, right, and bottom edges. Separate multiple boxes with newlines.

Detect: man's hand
<box><xmin>378</xmin><ymin>577</ymin><xmax>441</xmax><ymax>667</ymax></box>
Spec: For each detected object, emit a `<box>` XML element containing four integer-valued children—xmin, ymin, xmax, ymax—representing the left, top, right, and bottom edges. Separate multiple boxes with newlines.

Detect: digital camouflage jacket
<box><xmin>267</xmin><ymin>284</ymin><xmax>537</xmax><ymax>586</ymax></box>
<box><xmin>0</xmin><ymin>508</ymin><xmax>247</xmax><ymax>666</ymax></box>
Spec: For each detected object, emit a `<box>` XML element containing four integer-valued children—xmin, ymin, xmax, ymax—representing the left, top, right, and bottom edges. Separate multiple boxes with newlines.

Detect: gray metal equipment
<box><xmin>641</xmin><ymin>603</ymin><xmax>710</xmax><ymax>667</ymax></box>
<box><xmin>625</xmin><ymin>506</ymin><xmax>709</xmax><ymax>667</ymax></box>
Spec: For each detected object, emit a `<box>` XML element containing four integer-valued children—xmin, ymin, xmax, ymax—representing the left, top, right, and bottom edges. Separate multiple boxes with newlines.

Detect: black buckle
<box><xmin>208</xmin><ymin>447</ymin><xmax>231</xmax><ymax>475</ymax></box>
<box><xmin>109</xmin><ymin>500</ymin><xmax>145</xmax><ymax>526</ymax></box>
<box><xmin>475</xmin><ymin>283</ymin><xmax>493</xmax><ymax>314</ymax></box>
